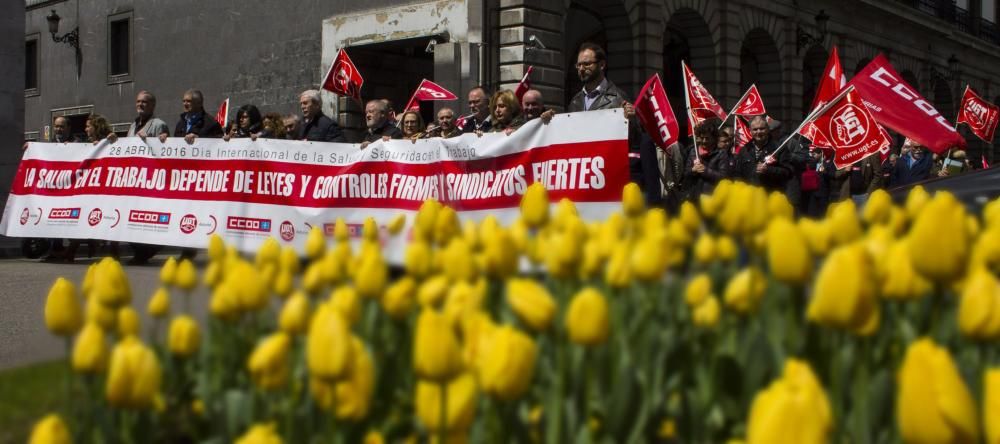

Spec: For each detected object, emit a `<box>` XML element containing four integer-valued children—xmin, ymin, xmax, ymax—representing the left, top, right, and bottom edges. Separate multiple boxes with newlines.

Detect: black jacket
<box><xmin>299</xmin><ymin>112</ymin><xmax>346</xmax><ymax>142</ymax></box>
<box><xmin>568</xmin><ymin>78</ymin><xmax>629</xmax><ymax>112</ymax></box>
<box><xmin>683</xmin><ymin>145</ymin><xmax>730</xmax><ymax>199</ymax></box>
<box><xmin>460</xmin><ymin>115</ymin><xmax>492</xmax><ymax>133</ymax></box>
<box><xmin>736</xmin><ymin>138</ymin><xmax>794</xmax><ymax>192</ymax></box>
<box><xmin>174</xmin><ymin>111</ymin><xmax>224</xmax><ymax>138</ymax></box>
<box><xmin>890</xmin><ymin>153</ymin><xmax>933</xmax><ymax>187</ymax></box>
<box><xmin>363</xmin><ymin>121</ymin><xmax>403</xmax><ymax>143</ymax></box>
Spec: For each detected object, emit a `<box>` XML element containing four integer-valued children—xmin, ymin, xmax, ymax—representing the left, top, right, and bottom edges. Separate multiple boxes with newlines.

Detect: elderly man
<box><xmin>282</xmin><ymin>115</ymin><xmax>300</xmax><ymax>140</ymax></box>
<box><xmin>161</xmin><ymin>89</ymin><xmax>223</xmax><ymax>144</ymax></box>
<box><xmin>362</xmin><ymin>99</ymin><xmax>402</xmax><ymax>144</ymax></box>
<box><xmin>736</xmin><ymin>115</ymin><xmax>794</xmax><ymax>193</ymax></box>
<box><xmin>51</xmin><ymin>116</ymin><xmax>78</xmax><ymax>142</ymax></box>
<box><xmin>106</xmin><ymin>91</ymin><xmax>169</xmax><ymax>144</ymax></box>
<box><xmin>891</xmin><ymin>140</ymin><xmax>933</xmax><ymax>187</ymax></box>
<box><xmin>297</xmin><ymin>90</ymin><xmax>346</xmax><ymax>142</ymax></box>
<box><xmin>460</xmin><ymin>86</ymin><xmax>492</xmax><ymax>133</ymax></box>
<box><xmin>521</xmin><ymin>89</ymin><xmax>547</xmax><ymax>121</ymax></box>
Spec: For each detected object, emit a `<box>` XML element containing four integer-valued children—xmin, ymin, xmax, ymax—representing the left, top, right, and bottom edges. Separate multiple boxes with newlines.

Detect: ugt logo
<box><xmin>830</xmin><ymin>104</ymin><xmax>869</xmax><ymax>148</ymax></box>
<box><xmin>88</xmin><ymin>208</ymin><xmax>103</xmax><ymax>227</ymax></box>
<box><xmin>965</xmin><ymin>100</ymin><xmax>990</xmax><ymax>129</ymax></box>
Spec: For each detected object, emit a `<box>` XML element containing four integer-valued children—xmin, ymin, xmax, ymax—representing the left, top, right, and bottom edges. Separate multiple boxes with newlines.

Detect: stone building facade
<box><xmin>19</xmin><ymin>0</ymin><xmax>1000</xmax><ymax>159</ymax></box>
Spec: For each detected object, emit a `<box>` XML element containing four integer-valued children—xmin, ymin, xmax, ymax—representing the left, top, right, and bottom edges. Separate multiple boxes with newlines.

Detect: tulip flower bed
<box><xmin>28</xmin><ymin>180</ymin><xmax>1000</xmax><ymax>443</ymax></box>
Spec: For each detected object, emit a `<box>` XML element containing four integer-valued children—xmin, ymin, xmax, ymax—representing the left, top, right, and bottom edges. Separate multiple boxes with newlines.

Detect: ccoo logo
<box><xmin>49</xmin><ymin>208</ymin><xmax>81</xmax><ymax>220</ymax></box>
<box><xmin>227</xmin><ymin>216</ymin><xmax>271</xmax><ymax>233</ymax></box>
<box><xmin>179</xmin><ymin>214</ymin><xmax>198</xmax><ymax>234</ymax></box>
<box><xmin>88</xmin><ymin>208</ymin><xmax>103</xmax><ymax>226</ymax></box>
<box><xmin>129</xmin><ymin>210</ymin><xmax>171</xmax><ymax>225</ymax></box>
<box><xmin>279</xmin><ymin>220</ymin><xmax>295</xmax><ymax>241</ymax></box>
<box><xmin>829</xmin><ymin>104</ymin><xmax>870</xmax><ymax>149</ymax></box>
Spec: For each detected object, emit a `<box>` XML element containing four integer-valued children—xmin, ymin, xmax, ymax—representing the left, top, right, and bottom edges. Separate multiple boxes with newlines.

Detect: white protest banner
<box><xmin>2</xmin><ymin>110</ymin><xmax>629</xmax><ymax>262</ymax></box>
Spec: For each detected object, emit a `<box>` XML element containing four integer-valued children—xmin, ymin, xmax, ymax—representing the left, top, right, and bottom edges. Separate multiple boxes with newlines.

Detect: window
<box><xmin>25</xmin><ymin>36</ymin><xmax>38</xmax><ymax>95</ymax></box>
<box><xmin>107</xmin><ymin>11</ymin><xmax>132</xmax><ymax>83</ymax></box>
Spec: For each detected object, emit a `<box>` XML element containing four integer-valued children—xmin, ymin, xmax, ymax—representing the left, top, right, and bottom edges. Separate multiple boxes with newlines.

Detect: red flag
<box><xmin>455</xmin><ymin>115</ymin><xmax>467</xmax><ymax>131</ymax></box>
<box><xmin>877</xmin><ymin>124</ymin><xmax>892</xmax><ymax>162</ymax></box>
<box><xmin>810</xmin><ymin>46</ymin><xmax>847</xmax><ymax>111</ymax></box>
<box><xmin>733</xmin><ymin>118</ymin><xmax>753</xmax><ymax>154</ymax></box>
<box><xmin>634</xmin><ymin>74</ymin><xmax>680</xmax><ymax>150</ymax></box>
<box><xmin>801</xmin><ymin>122</ymin><xmax>832</xmax><ymax>149</ymax></box>
<box><xmin>956</xmin><ymin>85</ymin><xmax>1000</xmax><ymax>142</ymax></box>
<box><xmin>322</xmin><ymin>49</ymin><xmax>364</xmax><ymax>103</ymax></box>
<box><xmin>515</xmin><ymin>66</ymin><xmax>534</xmax><ymax>101</ymax></box>
<box><xmin>732</xmin><ymin>84</ymin><xmax>767</xmax><ymax>117</ymax></box>
<box><xmin>682</xmin><ymin>61</ymin><xmax>727</xmax><ymax>128</ymax></box>
<box><xmin>983</xmin><ymin>155</ymin><xmax>991</xmax><ymax>169</ymax></box>
<box><xmin>214</xmin><ymin>98</ymin><xmax>229</xmax><ymax>128</ymax></box>
<box><xmin>404</xmin><ymin>79</ymin><xmax>458</xmax><ymax>112</ymax></box>
<box><xmin>810</xmin><ymin>86</ymin><xmax>893</xmax><ymax>169</ymax></box>
<box><xmin>848</xmin><ymin>54</ymin><xmax>965</xmax><ymax>154</ymax></box>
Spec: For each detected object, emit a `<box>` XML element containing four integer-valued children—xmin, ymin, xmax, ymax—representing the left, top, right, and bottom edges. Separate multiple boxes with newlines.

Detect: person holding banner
<box><xmin>224</xmin><ymin>104</ymin><xmax>262</xmax><ymax>141</ymax></box>
<box><xmin>684</xmin><ymin>121</ymin><xmax>730</xmax><ymax>199</ymax></box>
<box><xmin>423</xmin><ymin>107</ymin><xmax>461</xmax><ymax>138</ymax></box>
<box><xmin>297</xmin><ymin>89</ymin><xmax>346</xmax><ymax>142</ymax></box>
<box><xmin>521</xmin><ymin>90</ymin><xmax>547</xmax><ymax>122</ymax></box>
<box><xmin>488</xmin><ymin>90</ymin><xmax>524</xmax><ymax>135</ymax></box>
<box><xmin>163</xmin><ymin>89</ymin><xmax>223</xmax><ymax>144</ymax></box>
<box><xmin>400</xmin><ymin>111</ymin><xmax>426</xmax><ymax>140</ymax></box>
<box><xmin>736</xmin><ymin>116</ymin><xmax>794</xmax><ymax>193</ymax></box>
<box><xmin>361</xmin><ymin>99</ymin><xmax>403</xmax><ymax>145</ymax></box>
<box><xmin>461</xmin><ymin>87</ymin><xmax>493</xmax><ymax>134</ymax></box>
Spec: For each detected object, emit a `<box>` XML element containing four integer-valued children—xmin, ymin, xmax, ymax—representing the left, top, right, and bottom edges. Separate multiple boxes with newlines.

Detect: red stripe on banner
<box><xmin>11</xmin><ymin>140</ymin><xmax>628</xmax><ymax>212</ymax></box>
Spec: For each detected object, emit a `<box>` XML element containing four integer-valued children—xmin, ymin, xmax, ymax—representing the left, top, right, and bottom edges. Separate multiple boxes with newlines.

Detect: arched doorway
<box><xmin>563</xmin><ymin>0</ymin><xmax>633</xmax><ymax>106</ymax></box>
<box><xmin>740</xmin><ymin>29</ymin><xmax>782</xmax><ymax>119</ymax></box>
<box><xmin>801</xmin><ymin>45</ymin><xmax>828</xmax><ymax>113</ymax></box>
<box><xmin>663</xmin><ymin>7</ymin><xmax>714</xmax><ymax>139</ymax></box>
<box><xmin>933</xmin><ymin>77</ymin><xmax>954</xmax><ymax>121</ymax></box>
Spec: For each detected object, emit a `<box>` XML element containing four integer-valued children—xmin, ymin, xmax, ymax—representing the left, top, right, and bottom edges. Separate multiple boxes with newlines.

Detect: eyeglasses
<box><xmin>575</xmin><ymin>61</ymin><xmax>597</xmax><ymax>68</ymax></box>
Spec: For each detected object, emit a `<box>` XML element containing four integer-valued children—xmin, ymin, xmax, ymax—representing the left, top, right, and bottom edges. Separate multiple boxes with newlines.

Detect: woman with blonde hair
<box><xmin>488</xmin><ymin>89</ymin><xmax>523</xmax><ymax>134</ymax></box>
<box><xmin>400</xmin><ymin>110</ymin><xmax>425</xmax><ymax>140</ymax></box>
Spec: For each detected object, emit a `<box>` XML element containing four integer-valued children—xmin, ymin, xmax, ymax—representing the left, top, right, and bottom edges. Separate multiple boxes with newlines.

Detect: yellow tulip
<box><xmin>605</xmin><ymin>243</ymin><xmax>632</xmax><ymax>289</ymax></box>
<box><xmin>692</xmin><ymin>296</ymin><xmax>721</xmax><ymax>328</ymax></box>
<box><xmin>147</xmin><ymin>287</ymin><xmax>170</xmax><ymax>318</ymax></box>
<box><xmin>248</xmin><ymin>332</ymin><xmax>291</xmax><ymax>391</ymax></box>
<box><xmin>723</xmin><ymin>267</ymin><xmax>766</xmax><ymax>314</ymax></box>
<box><xmin>443</xmin><ymin>238</ymin><xmax>478</xmax><ymax>283</ymax></box>
<box><xmin>826</xmin><ymin>200</ymin><xmax>862</xmax><ymax>246</ymax></box>
<box><xmin>414</xmin><ymin>199</ymin><xmax>442</xmax><ymax>241</ymax></box>
<box><xmin>565</xmin><ymin>287</ymin><xmax>610</xmax><ymax>346</ymax></box>
<box><xmin>700</xmin><ymin>179</ymin><xmax>731</xmax><ymax>218</ymax></box>
<box><xmin>434</xmin><ymin>206</ymin><xmax>460</xmax><ymax>246</ymax></box>
<box><xmin>72</xmin><ymin>322</ymin><xmax>108</xmax><ymax>373</ymax></box>
<box><xmin>333</xmin><ymin>218</ymin><xmax>350</xmax><ymax>243</ymax></box>
<box><xmin>387</xmin><ymin>213</ymin><xmax>407</xmax><ymax>235</ymax></box>
<box><xmin>415</xmin><ymin>373</ymin><xmax>478</xmax><ymax>432</ymax></box>
<box><xmin>478</xmin><ymin>326</ymin><xmax>538</xmax><ymax>400</ymax></box>
<box><xmin>678</xmin><ymin>201</ymin><xmax>700</xmax><ymax>232</ymax></box>
<box><xmin>747</xmin><ymin>359</ymin><xmax>832</xmax><ymax>444</ymax></box>
<box><xmin>631</xmin><ymin>234</ymin><xmax>668</xmax><ymax>281</ymax></box>
<box><xmin>235</xmin><ymin>423</ymin><xmax>283</xmax><ymax>444</ymax></box>
<box><xmin>307</xmin><ymin>302</ymin><xmax>354</xmax><ymax>381</ymax></box>
<box><xmin>807</xmin><ymin>244</ymin><xmax>879</xmax><ymax>336</ymax></box>
<box><xmin>971</xmin><ymin>228</ymin><xmax>1000</xmax><ymax>273</ymax></box>
<box><xmin>521</xmin><ymin>183</ymin><xmax>550</xmax><ymax>228</ymax></box>
<box><xmin>765</xmin><ymin>219</ymin><xmax>812</xmax><ymax>286</ymax></box>
<box><xmin>167</xmin><ymin>315</ymin><xmax>200</xmax><ymax>358</ymax></box>
<box><xmin>897</xmin><ymin>338</ymin><xmax>979</xmax><ymax>444</ymax></box>
<box><xmin>279</xmin><ymin>292</ymin><xmax>311</xmax><ymax>336</ymax></box>
<box><xmin>303</xmin><ymin>226</ymin><xmax>326</xmax><ymax>260</ymax></box>
<box><xmin>86</xmin><ymin>296</ymin><xmax>117</xmax><ymax>331</ymax></box>
<box><xmin>203</xmin><ymin>261</ymin><xmax>223</xmax><ymax>288</ymax></box>
<box><xmin>271</xmin><ymin>269</ymin><xmax>294</xmax><ymax>298</ymax></box>
<box><xmin>908</xmin><ymin>192</ymin><xmax>969</xmax><ymax>283</ymax></box>
<box><xmin>863</xmin><ymin>189</ymin><xmax>893</xmax><ymax>225</ymax></box>
<box><xmin>880</xmin><ymin>241</ymin><xmax>931</xmax><ymax>300</ymax></box>
<box><xmin>28</xmin><ymin>414</ymin><xmax>71</xmax><ymax>444</ymax></box>
<box><xmin>354</xmin><ymin>248</ymin><xmax>387</xmax><ymax>299</ymax></box>
<box><xmin>117</xmin><ymin>306</ymin><xmax>140</xmax><ymax>338</ymax></box>
<box><xmin>506</xmin><ymin>278</ymin><xmax>556</xmax><ymax>332</ymax></box>
<box><xmin>621</xmin><ymin>182</ymin><xmax>645</xmax><ymax>217</ymax></box>
<box><xmin>958</xmin><ymin>268</ymin><xmax>1000</xmax><ymax>339</ymax></box>
<box><xmin>693</xmin><ymin>233</ymin><xmax>716</xmax><ymax>264</ymax></box>
<box><xmin>160</xmin><ymin>257</ymin><xmax>177</xmax><ymax>286</ymax></box>
<box><xmin>798</xmin><ymin>218</ymin><xmax>832</xmax><ymax>257</ymax></box>
<box><xmin>905</xmin><ymin>185</ymin><xmax>930</xmax><ymax>221</ymax></box>
<box><xmin>413</xmin><ymin>308</ymin><xmax>463</xmax><ymax>382</ymax></box>
<box><xmin>175</xmin><ymin>259</ymin><xmax>198</xmax><ymax>292</ymax></box>
<box><xmin>361</xmin><ymin>216</ymin><xmax>380</xmax><ymax>243</ymax></box>
<box><xmin>766</xmin><ymin>191</ymin><xmax>794</xmax><ymax>221</ymax></box>
<box><xmin>45</xmin><ymin>277</ymin><xmax>83</xmax><ymax>336</ymax></box>
<box><xmin>209</xmin><ymin>282</ymin><xmax>240</xmax><ymax>321</ymax></box>
<box><xmin>985</xmin><ymin>368</ymin><xmax>1000</xmax><ymax>444</ymax></box>
<box><xmin>579</xmin><ymin>239</ymin><xmax>604</xmax><ymax>280</ymax></box>
<box><xmin>279</xmin><ymin>246</ymin><xmax>300</xmax><ymax>274</ymax></box>
<box><xmin>443</xmin><ymin>281</ymin><xmax>485</xmax><ymax>327</ymax></box>
<box><xmin>715</xmin><ymin>235</ymin><xmax>737</xmax><ymax>262</ymax></box>
<box><xmin>92</xmin><ymin>258</ymin><xmax>132</xmax><ymax>308</ymax></box>
<box><xmin>329</xmin><ymin>286</ymin><xmax>361</xmax><ymax>326</ymax></box>
<box><xmin>226</xmin><ymin>260</ymin><xmax>268</xmax><ymax>312</ymax></box>
<box><xmin>106</xmin><ymin>337</ymin><xmax>161</xmax><ymax>409</ymax></box>
<box><xmin>382</xmin><ymin>276</ymin><xmax>417</xmax><ymax>320</ymax></box>
<box><xmin>404</xmin><ymin>240</ymin><xmax>433</xmax><ymax>279</ymax></box>
<box><xmin>482</xmin><ymin>229</ymin><xmax>518</xmax><ymax>279</ymax></box>
<box><xmin>255</xmin><ymin>237</ymin><xmax>281</xmax><ymax>267</ymax></box>
<box><xmin>685</xmin><ymin>274</ymin><xmax>713</xmax><ymax>307</ymax></box>
<box><xmin>364</xmin><ymin>430</ymin><xmax>385</xmax><ymax>444</ymax></box>
<box><xmin>418</xmin><ymin>275</ymin><xmax>451</xmax><ymax>307</ymax></box>
<box><xmin>553</xmin><ymin>198</ymin><xmax>579</xmax><ymax>231</ymax></box>
<box><xmin>207</xmin><ymin>234</ymin><xmax>226</xmax><ymax>262</ymax></box>
<box><xmin>301</xmin><ymin>262</ymin><xmax>325</xmax><ymax>295</ymax></box>
<box><xmin>334</xmin><ymin>337</ymin><xmax>375</xmax><ymax>420</ymax></box>
<box><xmin>82</xmin><ymin>262</ymin><xmax>97</xmax><ymax>298</ymax></box>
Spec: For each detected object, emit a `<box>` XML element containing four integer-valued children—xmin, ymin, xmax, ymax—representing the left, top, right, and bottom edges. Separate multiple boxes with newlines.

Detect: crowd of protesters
<box><xmin>34</xmin><ymin>41</ymin><xmax>987</xmax><ymax>263</ymax></box>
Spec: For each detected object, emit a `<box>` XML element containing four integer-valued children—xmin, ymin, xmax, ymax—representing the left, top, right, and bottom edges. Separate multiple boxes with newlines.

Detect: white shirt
<box><xmin>582</xmin><ymin>78</ymin><xmax>609</xmax><ymax>111</ymax></box>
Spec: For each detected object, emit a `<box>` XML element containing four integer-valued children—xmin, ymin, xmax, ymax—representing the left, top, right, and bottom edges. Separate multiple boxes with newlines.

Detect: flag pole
<box><xmin>718</xmin><ymin>86</ymin><xmax>753</xmax><ymax>130</ymax></box>
<box><xmin>681</xmin><ymin>61</ymin><xmax>701</xmax><ymax>162</ymax></box>
<box><xmin>770</xmin><ymin>86</ymin><xmax>856</xmax><ymax>158</ymax></box>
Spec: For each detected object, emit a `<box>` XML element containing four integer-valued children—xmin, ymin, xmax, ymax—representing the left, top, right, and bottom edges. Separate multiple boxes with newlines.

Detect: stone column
<box><xmin>497</xmin><ymin>0</ymin><xmax>567</xmax><ymax>111</ymax></box>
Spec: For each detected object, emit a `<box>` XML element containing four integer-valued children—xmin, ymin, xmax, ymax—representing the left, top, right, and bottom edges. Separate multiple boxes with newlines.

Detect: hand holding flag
<box><xmin>403</xmin><ymin>79</ymin><xmax>458</xmax><ymax>112</ymax></box>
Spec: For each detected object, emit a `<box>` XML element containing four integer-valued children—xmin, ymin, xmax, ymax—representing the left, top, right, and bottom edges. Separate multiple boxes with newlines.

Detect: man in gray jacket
<box><xmin>568</xmin><ymin>42</ymin><xmax>630</xmax><ymax>112</ymax></box>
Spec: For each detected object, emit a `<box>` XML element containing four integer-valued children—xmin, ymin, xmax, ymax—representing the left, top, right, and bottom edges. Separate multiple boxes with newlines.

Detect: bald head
<box><xmin>521</xmin><ymin>89</ymin><xmax>544</xmax><ymax>120</ymax></box>
<box><xmin>135</xmin><ymin>91</ymin><xmax>156</xmax><ymax>119</ymax></box>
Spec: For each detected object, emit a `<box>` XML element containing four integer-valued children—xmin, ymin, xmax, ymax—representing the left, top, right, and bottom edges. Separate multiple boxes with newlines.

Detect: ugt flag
<box><xmin>732</xmin><ymin>84</ymin><xmax>767</xmax><ymax>117</ymax></box>
<box><xmin>322</xmin><ymin>49</ymin><xmax>364</xmax><ymax>104</ymax></box>
<box><xmin>682</xmin><ymin>61</ymin><xmax>727</xmax><ymax>129</ymax></box>
<box><xmin>956</xmin><ymin>85</ymin><xmax>999</xmax><ymax>142</ymax></box>
<box><xmin>810</xmin><ymin>86</ymin><xmax>892</xmax><ymax>169</ymax></box>
<box><xmin>634</xmin><ymin>73</ymin><xmax>680</xmax><ymax>150</ymax></box>
<box><xmin>849</xmin><ymin>54</ymin><xmax>964</xmax><ymax>153</ymax></box>
<box><xmin>404</xmin><ymin>79</ymin><xmax>457</xmax><ymax>112</ymax></box>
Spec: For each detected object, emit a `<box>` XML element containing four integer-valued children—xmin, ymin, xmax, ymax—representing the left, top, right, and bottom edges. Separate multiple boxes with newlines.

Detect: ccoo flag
<box><xmin>214</xmin><ymin>98</ymin><xmax>229</xmax><ymax>128</ymax></box>
<box><xmin>809</xmin><ymin>86</ymin><xmax>892</xmax><ymax>169</ymax></box>
<box><xmin>634</xmin><ymin>73</ymin><xmax>680</xmax><ymax>150</ymax></box>
<box><xmin>732</xmin><ymin>84</ymin><xmax>767</xmax><ymax>117</ymax></box>
<box><xmin>956</xmin><ymin>85</ymin><xmax>999</xmax><ymax>142</ymax></box>
<box><xmin>404</xmin><ymin>79</ymin><xmax>458</xmax><ymax>112</ymax></box>
<box><xmin>322</xmin><ymin>49</ymin><xmax>365</xmax><ymax>104</ymax></box>
<box><xmin>682</xmin><ymin>61</ymin><xmax>727</xmax><ymax>130</ymax></box>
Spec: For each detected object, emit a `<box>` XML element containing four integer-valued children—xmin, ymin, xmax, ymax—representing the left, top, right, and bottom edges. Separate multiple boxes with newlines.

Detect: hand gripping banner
<box><xmin>2</xmin><ymin>110</ymin><xmax>629</xmax><ymax>262</ymax></box>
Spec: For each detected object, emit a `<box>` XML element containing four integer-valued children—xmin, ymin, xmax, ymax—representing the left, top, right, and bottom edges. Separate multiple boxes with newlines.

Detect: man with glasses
<box><xmin>568</xmin><ymin>42</ymin><xmax>633</xmax><ymax>115</ymax></box>
<box><xmin>461</xmin><ymin>86</ymin><xmax>492</xmax><ymax>134</ymax></box>
<box><xmin>161</xmin><ymin>89</ymin><xmax>224</xmax><ymax>144</ymax></box>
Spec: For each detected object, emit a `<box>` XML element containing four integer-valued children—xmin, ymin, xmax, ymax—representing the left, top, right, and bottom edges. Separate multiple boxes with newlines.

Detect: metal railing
<box><xmin>901</xmin><ymin>0</ymin><xmax>1000</xmax><ymax>46</ymax></box>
